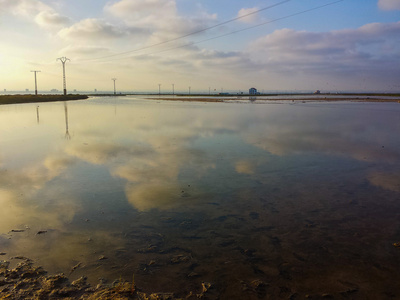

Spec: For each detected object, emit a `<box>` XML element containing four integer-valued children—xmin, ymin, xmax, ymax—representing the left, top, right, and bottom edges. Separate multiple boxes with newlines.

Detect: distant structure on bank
<box><xmin>314</xmin><ymin>90</ymin><xmax>321</xmax><ymax>94</ymax></box>
<box><xmin>249</xmin><ymin>87</ymin><xmax>260</xmax><ymax>95</ymax></box>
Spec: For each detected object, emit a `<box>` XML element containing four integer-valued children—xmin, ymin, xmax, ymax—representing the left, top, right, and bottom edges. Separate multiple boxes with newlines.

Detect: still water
<box><xmin>1</xmin><ymin>97</ymin><xmax>400</xmax><ymax>299</ymax></box>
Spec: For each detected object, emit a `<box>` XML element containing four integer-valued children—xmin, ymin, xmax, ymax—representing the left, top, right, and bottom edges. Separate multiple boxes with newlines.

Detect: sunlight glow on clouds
<box><xmin>0</xmin><ymin>0</ymin><xmax>69</xmax><ymax>29</ymax></box>
<box><xmin>0</xmin><ymin>0</ymin><xmax>49</xmax><ymax>17</ymax></box>
<box><xmin>35</xmin><ymin>10</ymin><xmax>71</xmax><ymax>28</ymax></box>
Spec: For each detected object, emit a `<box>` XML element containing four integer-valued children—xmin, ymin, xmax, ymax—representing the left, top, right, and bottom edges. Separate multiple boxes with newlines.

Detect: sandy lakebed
<box><xmin>0</xmin><ymin>256</ymin><xmax>213</xmax><ymax>299</ymax></box>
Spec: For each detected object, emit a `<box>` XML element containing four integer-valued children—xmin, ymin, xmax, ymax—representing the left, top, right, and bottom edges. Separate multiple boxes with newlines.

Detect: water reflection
<box><xmin>368</xmin><ymin>170</ymin><xmax>400</xmax><ymax>192</ymax></box>
<box><xmin>0</xmin><ymin>98</ymin><xmax>400</xmax><ymax>298</ymax></box>
<box><xmin>64</xmin><ymin>102</ymin><xmax>71</xmax><ymax>140</ymax></box>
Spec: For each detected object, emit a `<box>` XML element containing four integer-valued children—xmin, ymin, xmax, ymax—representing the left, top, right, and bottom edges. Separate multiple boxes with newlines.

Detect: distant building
<box><xmin>314</xmin><ymin>90</ymin><xmax>321</xmax><ymax>94</ymax></box>
<box><xmin>249</xmin><ymin>87</ymin><xmax>259</xmax><ymax>95</ymax></box>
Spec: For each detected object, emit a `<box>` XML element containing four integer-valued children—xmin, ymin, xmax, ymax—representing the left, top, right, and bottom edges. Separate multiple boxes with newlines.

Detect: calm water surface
<box><xmin>1</xmin><ymin>97</ymin><xmax>400</xmax><ymax>299</ymax></box>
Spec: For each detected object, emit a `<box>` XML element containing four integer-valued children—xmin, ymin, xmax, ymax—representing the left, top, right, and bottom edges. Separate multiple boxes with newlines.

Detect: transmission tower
<box><xmin>57</xmin><ymin>57</ymin><xmax>70</xmax><ymax>95</ymax></box>
<box><xmin>31</xmin><ymin>70</ymin><xmax>40</xmax><ymax>95</ymax></box>
<box><xmin>112</xmin><ymin>78</ymin><xmax>117</xmax><ymax>95</ymax></box>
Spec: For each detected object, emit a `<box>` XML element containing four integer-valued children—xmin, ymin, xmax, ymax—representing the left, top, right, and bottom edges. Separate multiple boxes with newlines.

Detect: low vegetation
<box><xmin>0</xmin><ymin>94</ymin><xmax>88</xmax><ymax>105</ymax></box>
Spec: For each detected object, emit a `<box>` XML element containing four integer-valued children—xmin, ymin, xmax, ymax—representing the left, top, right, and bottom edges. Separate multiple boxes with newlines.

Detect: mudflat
<box><xmin>0</xmin><ymin>94</ymin><xmax>88</xmax><ymax>105</ymax></box>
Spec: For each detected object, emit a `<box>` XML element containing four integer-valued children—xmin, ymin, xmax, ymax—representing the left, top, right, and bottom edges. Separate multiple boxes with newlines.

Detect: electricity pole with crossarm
<box><xmin>57</xmin><ymin>57</ymin><xmax>70</xmax><ymax>96</ymax></box>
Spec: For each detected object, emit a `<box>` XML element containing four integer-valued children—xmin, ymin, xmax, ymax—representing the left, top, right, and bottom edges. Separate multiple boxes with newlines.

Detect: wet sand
<box><xmin>0</xmin><ymin>257</ymin><xmax>211</xmax><ymax>299</ymax></box>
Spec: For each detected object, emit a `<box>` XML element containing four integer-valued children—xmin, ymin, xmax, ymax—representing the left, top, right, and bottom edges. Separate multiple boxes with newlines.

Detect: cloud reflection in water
<box><xmin>0</xmin><ymin>98</ymin><xmax>399</xmax><ymax>292</ymax></box>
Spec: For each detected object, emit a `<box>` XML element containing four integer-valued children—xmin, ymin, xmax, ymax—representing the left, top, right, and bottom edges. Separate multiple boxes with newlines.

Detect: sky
<box><xmin>0</xmin><ymin>0</ymin><xmax>399</xmax><ymax>93</ymax></box>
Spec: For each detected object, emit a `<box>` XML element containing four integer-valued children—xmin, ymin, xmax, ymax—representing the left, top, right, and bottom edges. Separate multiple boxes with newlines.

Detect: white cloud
<box><xmin>0</xmin><ymin>0</ymin><xmax>49</xmax><ymax>16</ymax></box>
<box><xmin>105</xmin><ymin>0</ymin><xmax>217</xmax><ymax>38</ymax></box>
<box><xmin>378</xmin><ymin>0</ymin><xmax>400</xmax><ymax>10</ymax></box>
<box><xmin>58</xmin><ymin>18</ymin><xmax>128</xmax><ymax>41</ymax></box>
<box><xmin>35</xmin><ymin>10</ymin><xmax>70</xmax><ymax>28</ymax></box>
<box><xmin>246</xmin><ymin>21</ymin><xmax>400</xmax><ymax>80</ymax></box>
<box><xmin>0</xmin><ymin>0</ymin><xmax>70</xmax><ymax>29</ymax></box>
<box><xmin>58</xmin><ymin>45</ymin><xmax>111</xmax><ymax>58</ymax></box>
<box><xmin>105</xmin><ymin>0</ymin><xmax>176</xmax><ymax>23</ymax></box>
<box><xmin>237</xmin><ymin>7</ymin><xmax>259</xmax><ymax>24</ymax></box>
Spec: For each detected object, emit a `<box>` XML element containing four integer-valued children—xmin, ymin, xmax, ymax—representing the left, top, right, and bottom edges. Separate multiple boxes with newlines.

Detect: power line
<box><xmin>78</xmin><ymin>0</ymin><xmax>291</xmax><ymax>62</ymax></box>
<box><xmin>91</xmin><ymin>0</ymin><xmax>344</xmax><ymax>63</ymax></box>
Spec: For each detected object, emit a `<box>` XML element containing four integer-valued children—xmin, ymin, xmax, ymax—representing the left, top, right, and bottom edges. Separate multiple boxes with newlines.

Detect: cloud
<box><xmin>235</xmin><ymin>160</ymin><xmax>256</xmax><ymax>175</ymax></box>
<box><xmin>249</xmin><ymin>22</ymin><xmax>400</xmax><ymax>66</ymax></box>
<box><xmin>242</xmin><ymin>105</ymin><xmax>400</xmax><ymax>165</ymax></box>
<box><xmin>0</xmin><ymin>0</ymin><xmax>49</xmax><ymax>16</ymax></box>
<box><xmin>378</xmin><ymin>0</ymin><xmax>400</xmax><ymax>10</ymax></box>
<box><xmin>0</xmin><ymin>0</ymin><xmax>70</xmax><ymax>29</ymax></box>
<box><xmin>58</xmin><ymin>45</ymin><xmax>111</xmax><ymax>58</ymax></box>
<box><xmin>125</xmin><ymin>183</ymin><xmax>184</xmax><ymax>211</ymax></box>
<box><xmin>245</xmin><ymin>21</ymin><xmax>400</xmax><ymax>89</ymax></box>
<box><xmin>105</xmin><ymin>0</ymin><xmax>217</xmax><ymax>37</ymax></box>
<box><xmin>66</xmin><ymin>143</ymin><xmax>152</xmax><ymax>165</ymax></box>
<box><xmin>105</xmin><ymin>0</ymin><xmax>176</xmax><ymax>23</ymax></box>
<box><xmin>237</xmin><ymin>7</ymin><xmax>259</xmax><ymax>24</ymax></box>
<box><xmin>35</xmin><ymin>10</ymin><xmax>70</xmax><ymax>28</ymax></box>
<box><xmin>0</xmin><ymin>188</ymin><xmax>76</xmax><ymax>232</ymax></box>
<box><xmin>0</xmin><ymin>154</ymin><xmax>78</xmax><ymax>233</ymax></box>
<box><xmin>58</xmin><ymin>18</ymin><xmax>129</xmax><ymax>41</ymax></box>
<box><xmin>368</xmin><ymin>171</ymin><xmax>400</xmax><ymax>192</ymax></box>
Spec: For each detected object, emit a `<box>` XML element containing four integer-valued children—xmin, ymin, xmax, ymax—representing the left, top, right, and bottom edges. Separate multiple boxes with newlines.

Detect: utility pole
<box><xmin>158</xmin><ymin>83</ymin><xmax>161</xmax><ymax>95</ymax></box>
<box><xmin>31</xmin><ymin>70</ymin><xmax>40</xmax><ymax>95</ymax></box>
<box><xmin>112</xmin><ymin>78</ymin><xmax>117</xmax><ymax>95</ymax></box>
<box><xmin>189</xmin><ymin>86</ymin><xmax>191</xmax><ymax>95</ymax></box>
<box><xmin>172</xmin><ymin>83</ymin><xmax>175</xmax><ymax>95</ymax></box>
<box><xmin>57</xmin><ymin>57</ymin><xmax>70</xmax><ymax>95</ymax></box>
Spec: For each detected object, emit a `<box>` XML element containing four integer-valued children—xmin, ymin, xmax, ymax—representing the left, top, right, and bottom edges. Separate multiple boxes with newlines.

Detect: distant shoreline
<box><xmin>1</xmin><ymin>93</ymin><xmax>400</xmax><ymax>105</ymax></box>
<box><xmin>149</xmin><ymin>97</ymin><xmax>400</xmax><ymax>103</ymax></box>
<box><xmin>0</xmin><ymin>94</ymin><xmax>88</xmax><ymax>105</ymax></box>
<box><xmin>148</xmin><ymin>94</ymin><xmax>400</xmax><ymax>103</ymax></box>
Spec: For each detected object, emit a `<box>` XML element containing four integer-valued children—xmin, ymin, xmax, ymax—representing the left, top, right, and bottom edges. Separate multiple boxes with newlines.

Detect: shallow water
<box><xmin>1</xmin><ymin>97</ymin><xmax>400</xmax><ymax>299</ymax></box>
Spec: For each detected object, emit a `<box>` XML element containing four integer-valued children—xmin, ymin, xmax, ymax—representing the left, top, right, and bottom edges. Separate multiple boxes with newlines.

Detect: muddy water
<box><xmin>1</xmin><ymin>97</ymin><xmax>400</xmax><ymax>299</ymax></box>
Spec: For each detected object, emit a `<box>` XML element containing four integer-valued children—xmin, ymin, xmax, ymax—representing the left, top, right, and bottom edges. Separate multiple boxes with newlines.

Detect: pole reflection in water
<box><xmin>36</xmin><ymin>105</ymin><xmax>40</xmax><ymax>124</ymax></box>
<box><xmin>64</xmin><ymin>102</ymin><xmax>70</xmax><ymax>140</ymax></box>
